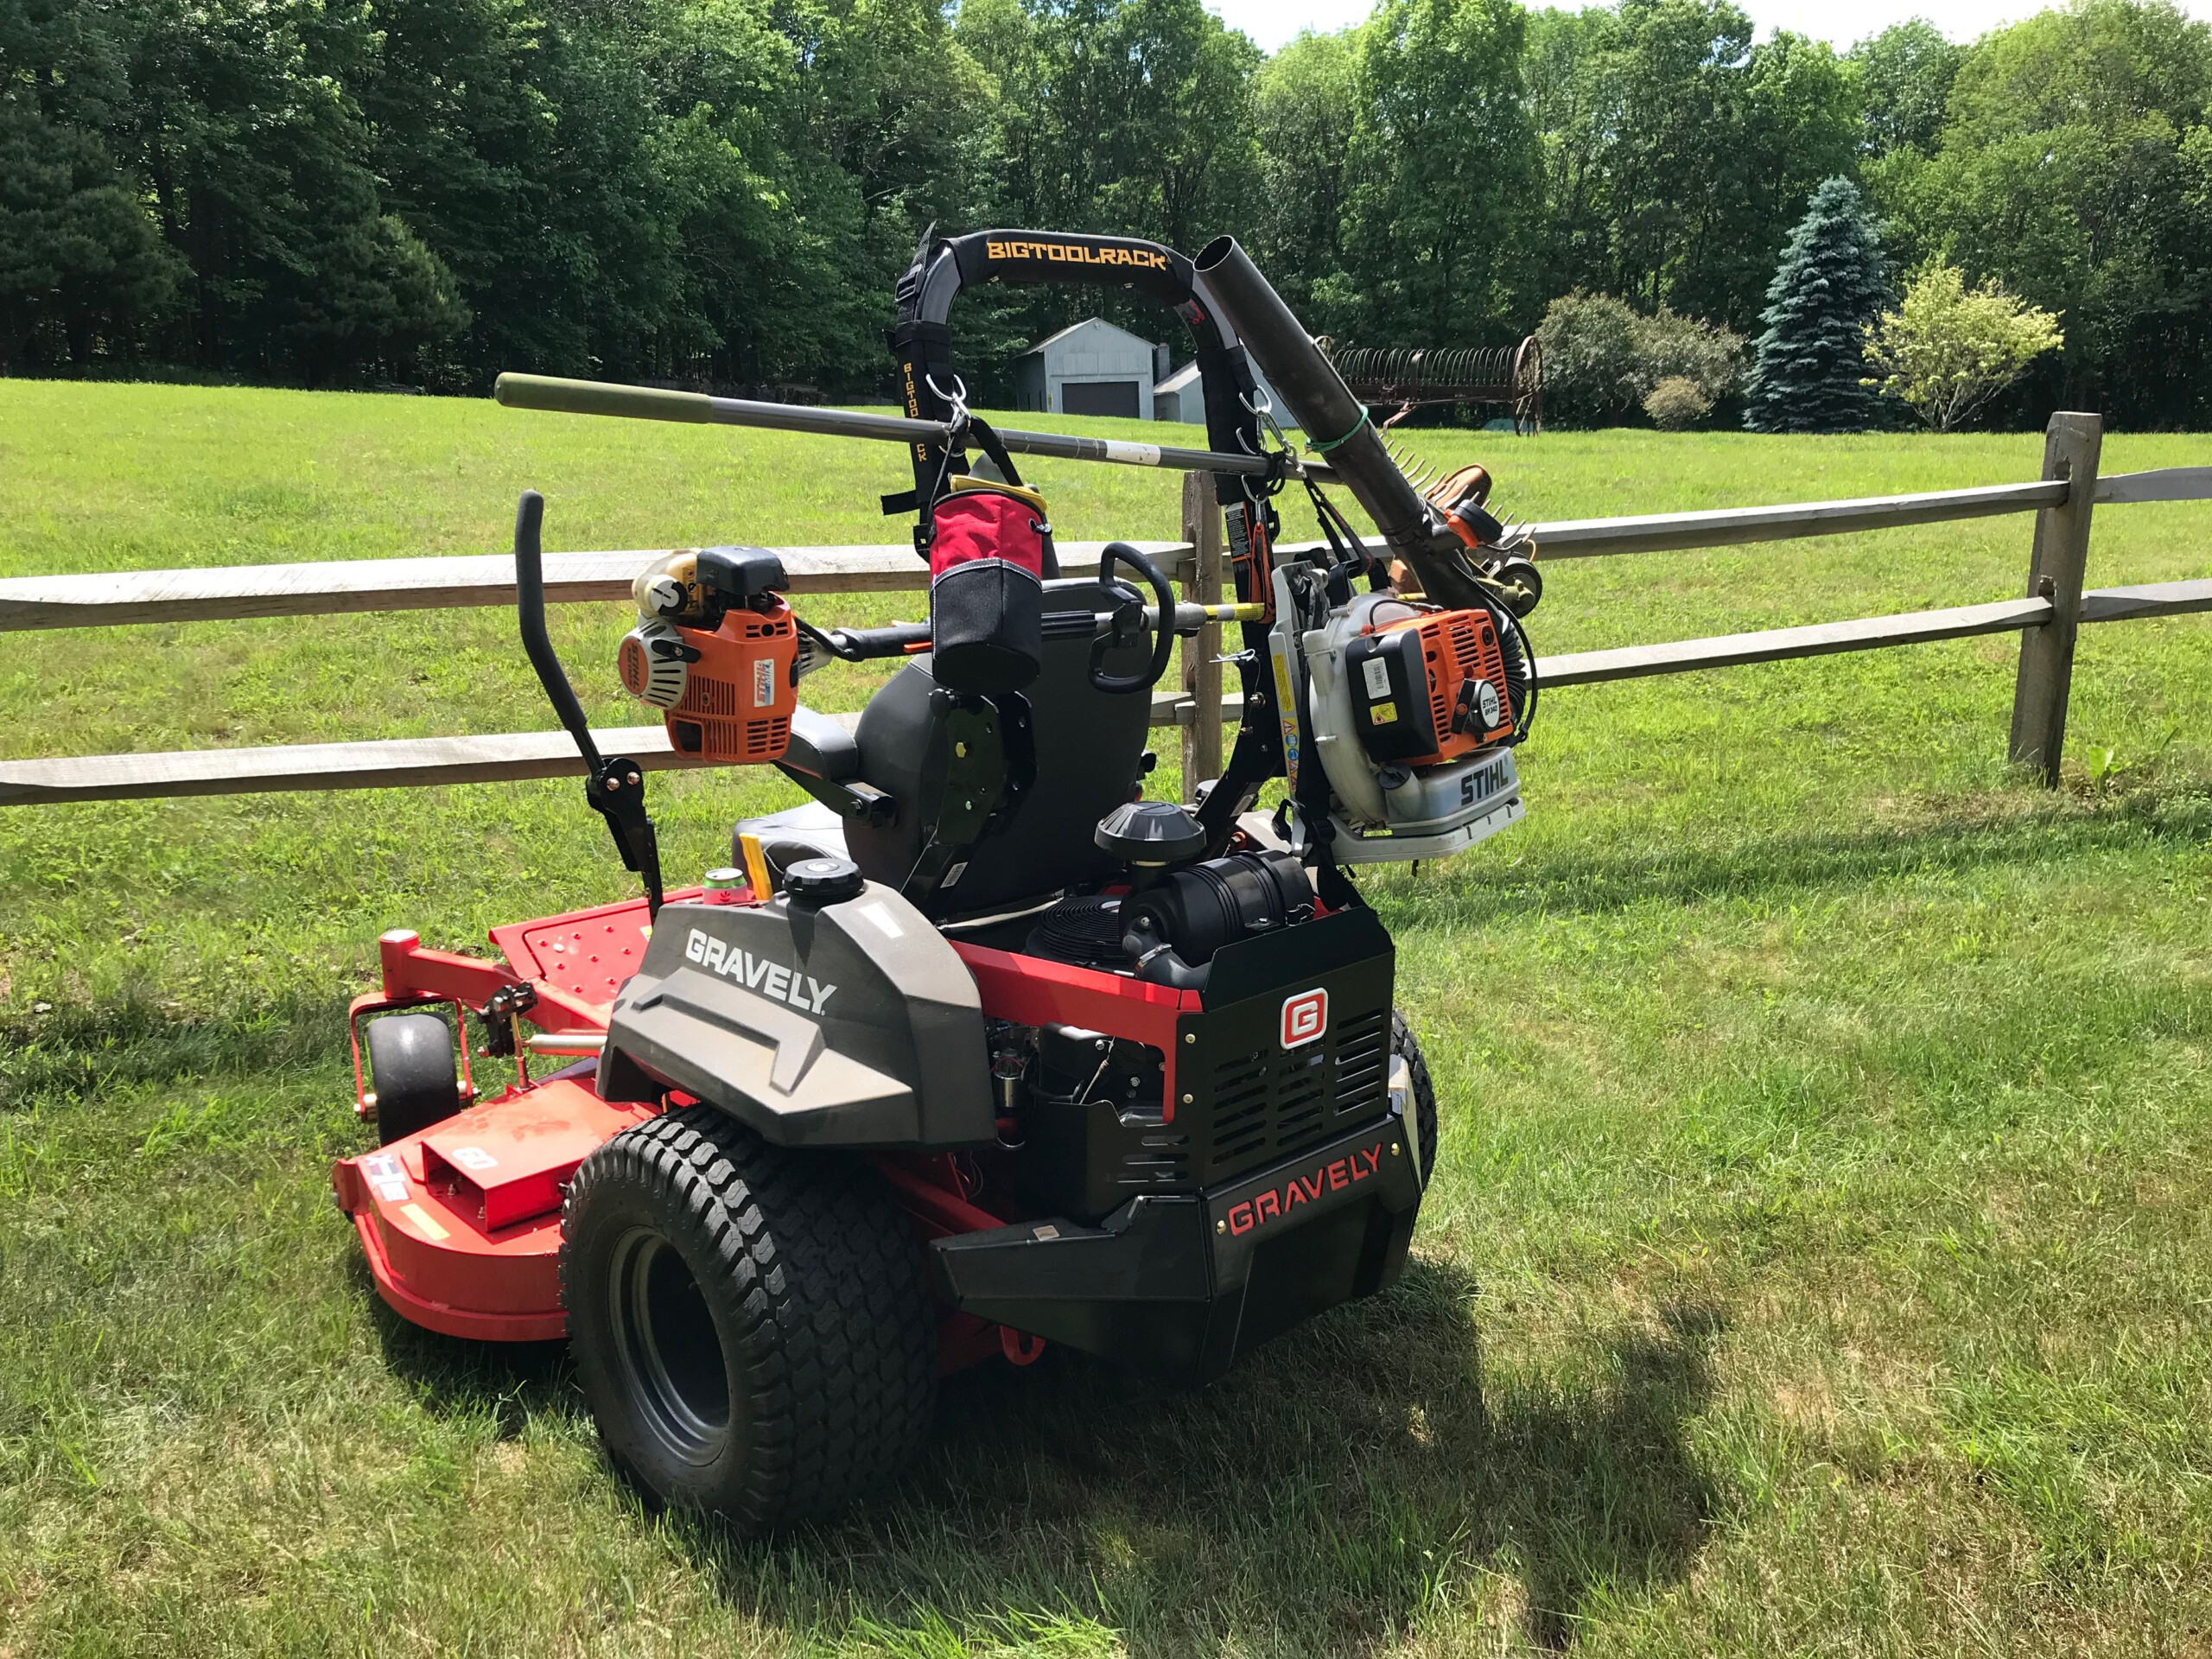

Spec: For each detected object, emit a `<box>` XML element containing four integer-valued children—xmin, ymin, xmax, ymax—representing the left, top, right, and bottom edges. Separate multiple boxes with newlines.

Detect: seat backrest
<box><xmin>843</xmin><ymin>578</ymin><xmax>1154</xmax><ymax>917</ymax></box>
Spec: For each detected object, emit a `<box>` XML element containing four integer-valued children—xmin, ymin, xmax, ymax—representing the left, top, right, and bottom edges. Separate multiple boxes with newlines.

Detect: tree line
<box><xmin>4</xmin><ymin>0</ymin><xmax>2209</xmax><ymax>426</ymax></box>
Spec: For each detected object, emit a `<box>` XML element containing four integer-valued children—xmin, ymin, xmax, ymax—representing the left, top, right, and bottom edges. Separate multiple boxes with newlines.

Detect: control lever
<box><xmin>1089</xmin><ymin>542</ymin><xmax>1177</xmax><ymax>694</ymax></box>
<box><xmin>513</xmin><ymin>491</ymin><xmax>664</xmax><ymax>918</ymax></box>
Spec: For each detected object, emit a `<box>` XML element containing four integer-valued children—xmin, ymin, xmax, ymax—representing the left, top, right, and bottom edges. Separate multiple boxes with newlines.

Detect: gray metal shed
<box><xmin>1152</xmin><ymin>358</ymin><xmax>1297</xmax><ymax>429</ymax></box>
<box><xmin>1014</xmin><ymin>319</ymin><xmax>1165</xmax><ymax>420</ymax></box>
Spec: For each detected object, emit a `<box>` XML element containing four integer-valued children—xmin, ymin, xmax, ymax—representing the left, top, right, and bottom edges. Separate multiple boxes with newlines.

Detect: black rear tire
<box><xmin>1392</xmin><ymin>1010</ymin><xmax>1438</xmax><ymax>1186</ymax></box>
<box><xmin>365</xmin><ymin>1012</ymin><xmax>462</xmax><ymax>1146</ymax></box>
<box><xmin>560</xmin><ymin>1107</ymin><xmax>937</xmax><ymax>1532</ymax></box>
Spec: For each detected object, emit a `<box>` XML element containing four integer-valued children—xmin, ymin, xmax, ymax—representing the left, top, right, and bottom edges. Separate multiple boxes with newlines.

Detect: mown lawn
<box><xmin>2</xmin><ymin>379</ymin><xmax>2209</xmax><ymax>1656</ymax></box>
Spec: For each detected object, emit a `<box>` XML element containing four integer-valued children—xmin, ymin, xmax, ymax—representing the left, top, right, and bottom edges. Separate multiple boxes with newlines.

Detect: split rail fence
<box><xmin>1</xmin><ymin>410</ymin><xmax>2207</xmax><ymax>810</ymax></box>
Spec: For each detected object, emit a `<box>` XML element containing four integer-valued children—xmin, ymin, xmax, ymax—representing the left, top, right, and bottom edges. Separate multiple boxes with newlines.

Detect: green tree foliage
<box><xmin>957</xmin><ymin>0</ymin><xmax>1260</xmax><ymax>390</ymax></box>
<box><xmin>126</xmin><ymin>0</ymin><xmax>470</xmax><ymax>383</ymax></box>
<box><xmin>1864</xmin><ymin>257</ymin><xmax>2063</xmax><ymax>431</ymax></box>
<box><xmin>1872</xmin><ymin>0</ymin><xmax>2212</xmax><ymax>427</ymax></box>
<box><xmin>1744</xmin><ymin>175</ymin><xmax>1892</xmax><ymax>433</ymax></box>
<box><xmin>0</xmin><ymin>101</ymin><xmax>180</xmax><ymax>372</ymax></box>
<box><xmin>1522</xmin><ymin>2</ymin><xmax>1859</xmax><ymax>331</ymax></box>
<box><xmin>1847</xmin><ymin>20</ymin><xmax>1961</xmax><ymax>160</ymax></box>
<box><xmin>3</xmin><ymin>0</ymin><xmax>2211</xmax><ymax>425</ymax></box>
<box><xmin>1251</xmin><ymin>31</ymin><xmax>1358</xmax><ymax>323</ymax></box>
<box><xmin>1320</xmin><ymin>0</ymin><xmax>1535</xmax><ymax>344</ymax></box>
<box><xmin>0</xmin><ymin>0</ymin><xmax>181</xmax><ymax>370</ymax></box>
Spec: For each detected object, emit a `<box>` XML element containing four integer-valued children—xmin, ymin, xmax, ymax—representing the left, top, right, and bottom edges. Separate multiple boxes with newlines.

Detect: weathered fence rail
<box><xmin>1</xmin><ymin>411</ymin><xmax>2204</xmax><ymax>808</ymax></box>
<box><xmin>0</xmin><ymin>542</ymin><xmax>1191</xmax><ymax>632</ymax></box>
<box><xmin>14</xmin><ymin>470</ymin><xmax>2199</xmax><ymax>633</ymax></box>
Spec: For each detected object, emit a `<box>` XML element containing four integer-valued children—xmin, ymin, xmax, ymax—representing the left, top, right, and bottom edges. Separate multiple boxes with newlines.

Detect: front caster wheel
<box><xmin>365</xmin><ymin>1011</ymin><xmax>462</xmax><ymax>1146</ymax></box>
<box><xmin>560</xmin><ymin>1108</ymin><xmax>937</xmax><ymax>1532</ymax></box>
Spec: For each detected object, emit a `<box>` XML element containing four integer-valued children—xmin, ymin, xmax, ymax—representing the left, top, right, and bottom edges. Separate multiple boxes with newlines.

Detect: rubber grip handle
<box><xmin>513</xmin><ymin>491</ymin><xmax>603</xmax><ymax>772</ymax></box>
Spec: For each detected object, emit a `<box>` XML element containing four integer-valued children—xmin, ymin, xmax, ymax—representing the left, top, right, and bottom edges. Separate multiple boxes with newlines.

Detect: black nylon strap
<box><xmin>1305</xmin><ymin>476</ymin><xmax>1379</xmax><ymax>582</ymax></box>
<box><xmin>887</xmin><ymin>316</ymin><xmax>963</xmax><ymax>510</ymax></box>
<box><xmin>963</xmin><ymin>416</ymin><xmax>1024</xmax><ymax>489</ymax></box>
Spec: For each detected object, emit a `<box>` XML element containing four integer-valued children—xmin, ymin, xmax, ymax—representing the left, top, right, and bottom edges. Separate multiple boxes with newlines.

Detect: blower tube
<box><xmin>1192</xmin><ymin>237</ymin><xmax>1491</xmax><ymax>614</ymax></box>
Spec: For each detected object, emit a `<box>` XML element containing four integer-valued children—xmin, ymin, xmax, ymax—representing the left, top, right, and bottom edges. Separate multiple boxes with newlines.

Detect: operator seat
<box><xmin>739</xmin><ymin>577</ymin><xmax>1156</xmax><ymax>918</ymax></box>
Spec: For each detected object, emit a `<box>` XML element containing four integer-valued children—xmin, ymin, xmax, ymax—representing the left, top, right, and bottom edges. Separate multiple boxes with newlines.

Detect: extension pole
<box><xmin>493</xmin><ymin>373</ymin><xmax>1332</xmax><ymax>485</ymax></box>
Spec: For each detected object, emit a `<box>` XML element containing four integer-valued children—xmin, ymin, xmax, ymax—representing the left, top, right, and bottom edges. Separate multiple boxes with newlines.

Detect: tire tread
<box><xmin>560</xmin><ymin>1107</ymin><xmax>936</xmax><ymax>1530</ymax></box>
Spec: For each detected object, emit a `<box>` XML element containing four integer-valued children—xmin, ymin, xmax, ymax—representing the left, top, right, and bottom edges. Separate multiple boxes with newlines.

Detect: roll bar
<box><xmin>889</xmin><ymin>228</ymin><xmax>1274</xmax><ymax>516</ymax></box>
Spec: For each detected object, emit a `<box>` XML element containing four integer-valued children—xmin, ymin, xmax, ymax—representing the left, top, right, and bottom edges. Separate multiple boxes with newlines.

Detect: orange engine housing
<box><xmin>620</xmin><ymin>601</ymin><xmax>798</xmax><ymax>764</ymax></box>
<box><xmin>1346</xmin><ymin>606</ymin><xmax>1516</xmax><ymax>768</ymax></box>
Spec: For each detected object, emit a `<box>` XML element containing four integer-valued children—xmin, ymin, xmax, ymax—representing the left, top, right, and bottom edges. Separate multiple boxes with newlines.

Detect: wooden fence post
<box><xmin>1179</xmin><ymin>472</ymin><xmax>1224</xmax><ymax>803</ymax></box>
<box><xmin>2008</xmin><ymin>411</ymin><xmax>2103</xmax><ymax>785</ymax></box>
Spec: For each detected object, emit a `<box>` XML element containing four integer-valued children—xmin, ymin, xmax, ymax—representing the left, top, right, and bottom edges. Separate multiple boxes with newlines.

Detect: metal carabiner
<box><xmin>924</xmin><ymin>371</ymin><xmax>971</xmax><ymax>429</ymax></box>
<box><xmin>1236</xmin><ymin>383</ymin><xmax>1300</xmax><ymax>489</ymax></box>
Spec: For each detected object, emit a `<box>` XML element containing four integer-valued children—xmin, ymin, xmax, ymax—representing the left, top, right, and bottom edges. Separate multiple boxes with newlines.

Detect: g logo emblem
<box><xmin>1281</xmin><ymin>988</ymin><xmax>1328</xmax><ymax>1050</ymax></box>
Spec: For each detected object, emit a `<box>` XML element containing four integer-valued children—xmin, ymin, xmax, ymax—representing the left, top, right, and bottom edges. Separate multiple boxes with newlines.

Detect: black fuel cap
<box><xmin>1095</xmin><ymin>800</ymin><xmax>1205</xmax><ymax>867</ymax></box>
<box><xmin>782</xmin><ymin>855</ymin><xmax>865</xmax><ymax>905</ymax></box>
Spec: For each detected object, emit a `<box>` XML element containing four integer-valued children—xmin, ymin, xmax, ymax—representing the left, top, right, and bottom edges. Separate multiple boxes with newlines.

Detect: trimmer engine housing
<box><xmin>617</xmin><ymin>548</ymin><xmax>800</xmax><ymax>764</ymax></box>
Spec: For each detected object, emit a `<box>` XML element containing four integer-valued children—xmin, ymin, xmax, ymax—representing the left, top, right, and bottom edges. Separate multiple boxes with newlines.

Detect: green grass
<box><xmin>2</xmin><ymin>378</ymin><xmax>2209</xmax><ymax>1656</ymax></box>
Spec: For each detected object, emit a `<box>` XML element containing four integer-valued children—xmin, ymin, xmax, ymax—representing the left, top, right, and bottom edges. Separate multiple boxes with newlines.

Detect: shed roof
<box><xmin>1021</xmin><ymin>317</ymin><xmax>1159</xmax><ymax>357</ymax></box>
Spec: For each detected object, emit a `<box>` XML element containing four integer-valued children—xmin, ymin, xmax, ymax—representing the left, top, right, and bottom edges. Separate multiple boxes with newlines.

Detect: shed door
<box><xmin>1061</xmin><ymin>381</ymin><xmax>1140</xmax><ymax>418</ymax></box>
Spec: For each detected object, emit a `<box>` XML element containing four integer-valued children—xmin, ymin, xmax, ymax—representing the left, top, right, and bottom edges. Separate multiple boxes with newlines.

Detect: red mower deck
<box><xmin>335</xmin><ymin>1080</ymin><xmax>658</xmax><ymax>1341</ymax></box>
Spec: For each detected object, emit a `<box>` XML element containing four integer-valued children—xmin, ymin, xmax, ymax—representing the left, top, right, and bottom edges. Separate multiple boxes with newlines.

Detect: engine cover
<box><xmin>1300</xmin><ymin>590</ymin><xmax>1526</xmax><ymax>861</ymax></box>
<box><xmin>618</xmin><ymin>601</ymin><xmax>798</xmax><ymax>765</ymax></box>
<box><xmin>598</xmin><ymin>887</ymin><xmax>994</xmax><ymax>1147</ymax></box>
<box><xmin>1344</xmin><ymin>607</ymin><xmax>1516</xmax><ymax>765</ymax></box>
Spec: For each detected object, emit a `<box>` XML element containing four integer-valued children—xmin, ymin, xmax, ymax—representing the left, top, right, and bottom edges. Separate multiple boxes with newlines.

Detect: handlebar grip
<box><xmin>1089</xmin><ymin>543</ymin><xmax>1177</xmax><ymax>696</ymax></box>
<box><xmin>513</xmin><ymin>491</ymin><xmax>603</xmax><ymax>772</ymax></box>
<box><xmin>827</xmin><ymin>621</ymin><xmax>934</xmax><ymax>659</ymax></box>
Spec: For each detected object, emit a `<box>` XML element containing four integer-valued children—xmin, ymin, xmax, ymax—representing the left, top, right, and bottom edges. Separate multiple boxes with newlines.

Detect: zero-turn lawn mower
<box><xmin>332</xmin><ymin>232</ymin><xmax>1542</xmax><ymax>1532</ymax></box>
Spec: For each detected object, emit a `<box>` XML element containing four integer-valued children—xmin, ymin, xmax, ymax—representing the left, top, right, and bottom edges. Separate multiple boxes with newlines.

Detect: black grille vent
<box><xmin>1116</xmin><ymin>1130</ymin><xmax>1191</xmax><ymax>1193</ymax></box>
<box><xmin>1205</xmin><ymin>1007</ymin><xmax>1392</xmax><ymax>1183</ymax></box>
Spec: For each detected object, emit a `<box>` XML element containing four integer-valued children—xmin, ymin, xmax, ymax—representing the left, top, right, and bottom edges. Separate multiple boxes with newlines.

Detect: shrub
<box><xmin>1636</xmin><ymin>309</ymin><xmax>1744</xmax><ymax>407</ymax></box>
<box><xmin>1863</xmin><ymin>258</ymin><xmax>2063</xmax><ymax>431</ymax></box>
<box><xmin>1643</xmin><ymin>376</ymin><xmax>1713</xmax><ymax>429</ymax></box>
<box><xmin>1535</xmin><ymin>290</ymin><xmax>1643</xmax><ymax>424</ymax></box>
<box><xmin>1537</xmin><ymin>290</ymin><xmax>1744</xmax><ymax>426</ymax></box>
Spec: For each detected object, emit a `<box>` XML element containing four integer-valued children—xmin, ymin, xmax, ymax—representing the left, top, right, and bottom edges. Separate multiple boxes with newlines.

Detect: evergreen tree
<box><xmin>1743</xmin><ymin>175</ymin><xmax>1893</xmax><ymax>432</ymax></box>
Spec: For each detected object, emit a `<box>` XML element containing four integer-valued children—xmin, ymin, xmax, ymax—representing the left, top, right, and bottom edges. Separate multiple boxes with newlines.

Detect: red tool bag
<box><xmin>923</xmin><ymin>418</ymin><xmax>1058</xmax><ymax>693</ymax></box>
